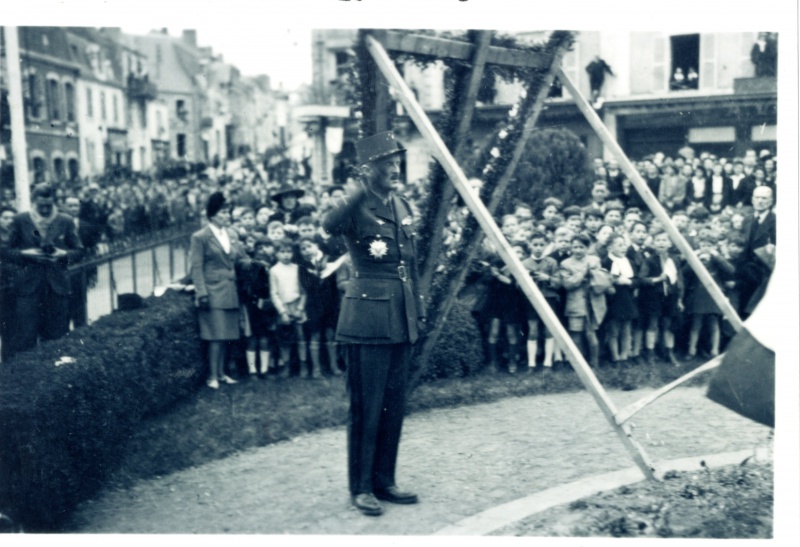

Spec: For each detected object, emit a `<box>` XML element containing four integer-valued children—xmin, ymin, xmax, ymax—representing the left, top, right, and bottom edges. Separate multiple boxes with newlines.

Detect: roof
<box><xmin>131</xmin><ymin>33</ymin><xmax>200</xmax><ymax>95</ymax></box>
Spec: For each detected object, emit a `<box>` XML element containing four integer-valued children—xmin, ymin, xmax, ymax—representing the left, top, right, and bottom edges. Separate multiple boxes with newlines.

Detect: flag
<box><xmin>706</xmin><ymin>276</ymin><xmax>775</xmax><ymax>427</ymax></box>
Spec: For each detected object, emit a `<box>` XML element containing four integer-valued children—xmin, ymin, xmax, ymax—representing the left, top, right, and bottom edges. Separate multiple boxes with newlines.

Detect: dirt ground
<box><xmin>69</xmin><ymin>386</ymin><xmax>771</xmax><ymax>535</ymax></box>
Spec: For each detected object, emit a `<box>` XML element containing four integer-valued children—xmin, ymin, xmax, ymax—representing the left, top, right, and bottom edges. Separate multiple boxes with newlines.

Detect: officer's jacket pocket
<box><xmin>338</xmin><ymin>286</ymin><xmax>392</xmax><ymax>339</ymax></box>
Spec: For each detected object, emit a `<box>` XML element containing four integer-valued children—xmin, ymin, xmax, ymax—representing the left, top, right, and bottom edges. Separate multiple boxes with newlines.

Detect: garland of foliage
<box><xmin>346</xmin><ymin>29</ymin><xmax>575</xmax><ymax>328</ymax></box>
<box><xmin>426</xmin><ymin>30</ymin><xmax>575</xmax><ymax>322</ymax></box>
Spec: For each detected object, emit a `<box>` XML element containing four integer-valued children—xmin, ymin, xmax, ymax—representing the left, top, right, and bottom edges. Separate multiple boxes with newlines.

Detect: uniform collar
<box><xmin>367</xmin><ymin>190</ymin><xmax>396</xmax><ymax>223</ymax></box>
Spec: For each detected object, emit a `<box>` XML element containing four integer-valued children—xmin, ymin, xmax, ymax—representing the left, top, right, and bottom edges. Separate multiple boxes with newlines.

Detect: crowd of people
<box><xmin>0</xmin><ymin>143</ymin><xmax>778</xmax><ymax>375</ymax></box>
<box><xmin>460</xmin><ymin>147</ymin><xmax>777</xmax><ymax>372</ymax></box>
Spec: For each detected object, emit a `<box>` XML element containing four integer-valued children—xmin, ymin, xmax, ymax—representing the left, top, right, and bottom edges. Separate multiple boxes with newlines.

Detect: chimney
<box><xmin>161</xmin><ymin>28</ymin><xmax>169</xmax><ymax>35</ymax></box>
<box><xmin>182</xmin><ymin>29</ymin><xmax>198</xmax><ymax>48</ymax></box>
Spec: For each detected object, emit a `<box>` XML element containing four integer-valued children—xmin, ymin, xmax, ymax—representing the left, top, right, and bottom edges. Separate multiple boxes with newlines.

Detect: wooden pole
<box><xmin>4</xmin><ymin>26</ymin><xmax>31</xmax><ymax>212</ymax></box>
<box><xmin>418</xmin><ymin>30</ymin><xmax>493</xmax><ymax>295</ymax></box>
<box><xmin>614</xmin><ymin>354</ymin><xmax>723</xmax><ymax>425</ymax></box>
<box><xmin>558</xmin><ymin>69</ymin><xmax>745</xmax><ymax>333</ymax></box>
<box><xmin>365</xmin><ymin>34</ymin><xmax>658</xmax><ymax>481</ymax></box>
<box><xmin>413</xmin><ymin>34</ymin><xmax>572</xmax><ymax>390</ymax></box>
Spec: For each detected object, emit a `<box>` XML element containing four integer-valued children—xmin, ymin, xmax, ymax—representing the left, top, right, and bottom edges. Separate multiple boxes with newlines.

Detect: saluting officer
<box><xmin>322</xmin><ymin>131</ymin><xmax>426</xmax><ymax>517</ymax></box>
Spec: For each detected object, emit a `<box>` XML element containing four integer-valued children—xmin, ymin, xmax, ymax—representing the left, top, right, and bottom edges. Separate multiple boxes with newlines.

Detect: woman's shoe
<box><xmin>219</xmin><ymin>375</ymin><xmax>238</xmax><ymax>385</ymax></box>
<box><xmin>206</xmin><ymin>378</ymin><xmax>220</xmax><ymax>389</ymax></box>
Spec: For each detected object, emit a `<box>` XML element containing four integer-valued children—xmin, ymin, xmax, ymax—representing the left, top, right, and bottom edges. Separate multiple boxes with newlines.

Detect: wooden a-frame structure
<box><xmin>359</xmin><ymin>29</ymin><xmax>746</xmax><ymax>481</ymax></box>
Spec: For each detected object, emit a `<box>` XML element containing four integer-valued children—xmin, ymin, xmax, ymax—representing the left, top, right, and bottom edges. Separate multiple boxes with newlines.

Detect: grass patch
<box><xmin>98</xmin><ymin>357</ymin><xmax>711</xmax><ymax>495</ymax></box>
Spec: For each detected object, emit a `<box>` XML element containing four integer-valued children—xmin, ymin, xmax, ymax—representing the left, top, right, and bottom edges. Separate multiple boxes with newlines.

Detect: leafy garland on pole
<box><xmin>425</xmin><ymin>31</ymin><xmax>575</xmax><ymax>326</ymax></box>
<box><xmin>344</xmin><ymin>29</ymin><xmax>575</xmax><ymax>350</ymax></box>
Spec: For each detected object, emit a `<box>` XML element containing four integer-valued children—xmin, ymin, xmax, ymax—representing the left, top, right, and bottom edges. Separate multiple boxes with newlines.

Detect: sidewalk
<box><xmin>70</xmin><ymin>386</ymin><xmax>770</xmax><ymax>534</ymax></box>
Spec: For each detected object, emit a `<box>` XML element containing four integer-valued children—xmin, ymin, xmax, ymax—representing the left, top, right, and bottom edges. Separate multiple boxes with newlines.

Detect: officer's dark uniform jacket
<box><xmin>322</xmin><ymin>185</ymin><xmax>425</xmax><ymax>345</ymax></box>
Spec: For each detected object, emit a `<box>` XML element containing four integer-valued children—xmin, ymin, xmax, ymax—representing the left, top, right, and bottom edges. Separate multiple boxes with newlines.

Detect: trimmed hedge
<box><xmin>0</xmin><ymin>290</ymin><xmax>203</xmax><ymax>531</ymax></box>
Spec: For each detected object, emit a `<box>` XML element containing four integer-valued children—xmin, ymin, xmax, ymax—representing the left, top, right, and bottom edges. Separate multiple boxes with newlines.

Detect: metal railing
<box><xmin>68</xmin><ymin>228</ymin><xmax>196</xmax><ymax>324</ymax></box>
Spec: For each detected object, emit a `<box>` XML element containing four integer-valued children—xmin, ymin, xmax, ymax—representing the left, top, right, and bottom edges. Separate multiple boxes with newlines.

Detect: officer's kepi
<box><xmin>355</xmin><ymin>132</ymin><xmax>406</xmax><ymax>165</ymax></box>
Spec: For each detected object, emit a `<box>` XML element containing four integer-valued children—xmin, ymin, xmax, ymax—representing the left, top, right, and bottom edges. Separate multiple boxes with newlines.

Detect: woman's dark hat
<box><xmin>270</xmin><ymin>184</ymin><xmax>305</xmax><ymax>203</ymax></box>
<box><xmin>206</xmin><ymin>191</ymin><xmax>226</xmax><ymax>219</ymax></box>
<box><xmin>356</xmin><ymin>131</ymin><xmax>405</xmax><ymax>164</ymax></box>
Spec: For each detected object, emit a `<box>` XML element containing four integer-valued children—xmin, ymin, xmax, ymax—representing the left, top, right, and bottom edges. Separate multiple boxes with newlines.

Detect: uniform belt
<box><xmin>353</xmin><ymin>265</ymin><xmax>409</xmax><ymax>282</ymax></box>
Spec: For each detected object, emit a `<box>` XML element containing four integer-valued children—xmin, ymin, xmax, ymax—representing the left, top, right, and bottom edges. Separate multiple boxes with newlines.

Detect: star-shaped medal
<box><xmin>368</xmin><ymin>240</ymin><xmax>389</xmax><ymax>259</ymax></box>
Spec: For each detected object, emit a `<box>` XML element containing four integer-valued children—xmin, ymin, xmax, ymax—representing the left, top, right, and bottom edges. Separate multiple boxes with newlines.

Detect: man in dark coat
<box><xmin>739</xmin><ymin>186</ymin><xmax>776</xmax><ymax>317</ymax></box>
<box><xmin>3</xmin><ymin>184</ymin><xmax>83</xmax><ymax>353</ymax></box>
<box><xmin>585</xmin><ymin>55</ymin><xmax>614</xmax><ymax>104</ymax></box>
<box><xmin>322</xmin><ymin>132</ymin><xmax>426</xmax><ymax>517</ymax></box>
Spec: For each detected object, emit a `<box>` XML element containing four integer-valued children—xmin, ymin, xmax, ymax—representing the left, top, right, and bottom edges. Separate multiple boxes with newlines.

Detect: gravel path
<box><xmin>70</xmin><ymin>386</ymin><xmax>771</xmax><ymax>534</ymax></box>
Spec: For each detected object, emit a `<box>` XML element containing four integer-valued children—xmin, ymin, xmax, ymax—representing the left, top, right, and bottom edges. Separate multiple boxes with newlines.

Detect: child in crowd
<box><xmin>683</xmin><ymin>235</ymin><xmax>734</xmax><ymax>359</ymax></box>
<box><xmin>626</xmin><ymin>220</ymin><xmax>650</xmax><ymax>361</ymax></box>
<box><xmin>603</xmin><ymin>202</ymin><xmax>624</xmax><ymax>228</ymax></box>
<box><xmin>238</xmin><ymin>207</ymin><xmax>256</xmax><ymax>235</ymax></box>
<box><xmin>562</xmin><ymin>206</ymin><xmax>584</xmax><ymax>234</ymax></box>
<box><xmin>622</xmin><ymin>208</ymin><xmax>642</xmax><ymax>234</ymax></box>
<box><xmin>587</xmin><ymin>181</ymin><xmax>610</xmax><ymax>213</ymax></box>
<box><xmin>540</xmin><ymin>197</ymin><xmax>563</xmax><ymax>222</ymax></box>
<box><xmin>269</xmin><ymin>239</ymin><xmax>308</xmax><ymax>377</ymax></box>
<box><xmin>255</xmin><ymin>205</ymin><xmax>273</xmax><ymax>232</ymax></box>
<box><xmin>521</xmin><ymin>231</ymin><xmax>560</xmax><ymax>370</ymax></box>
<box><xmin>602</xmin><ymin>233</ymin><xmax>638</xmax><ymax>363</ymax></box>
<box><xmin>559</xmin><ymin>234</ymin><xmax>605</xmax><ymax>367</ymax></box>
<box><xmin>266</xmin><ymin>220</ymin><xmax>286</xmax><ymax>242</ymax></box>
<box><xmin>638</xmin><ymin>230</ymin><xmax>683</xmax><ymax>366</ymax></box>
<box><xmin>298</xmin><ymin>236</ymin><xmax>342</xmax><ymax>378</ymax></box>
<box><xmin>547</xmin><ymin>226</ymin><xmax>573</xmax><ymax>364</ymax></box>
<box><xmin>482</xmin><ymin>242</ymin><xmax>525</xmax><ymax>373</ymax></box>
<box><xmin>582</xmin><ymin>208</ymin><xmax>604</xmax><ymax>239</ymax></box>
<box><xmin>500</xmin><ymin>214</ymin><xmax>520</xmax><ymax>241</ymax></box>
<box><xmin>589</xmin><ymin>224</ymin><xmax>615</xmax><ymax>261</ymax></box>
<box><xmin>240</xmin><ymin>237</ymin><xmax>278</xmax><ymax>377</ymax></box>
<box><xmin>516</xmin><ymin>218</ymin><xmax>535</xmax><ymax>242</ymax></box>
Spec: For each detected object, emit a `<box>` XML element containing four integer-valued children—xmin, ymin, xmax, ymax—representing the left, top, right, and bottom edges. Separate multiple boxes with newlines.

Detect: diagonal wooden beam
<box><xmin>365</xmin><ymin>33</ymin><xmax>657</xmax><ymax>481</ymax></box>
<box><xmin>418</xmin><ymin>30</ymin><xmax>494</xmax><ymax>297</ymax></box>
<box><xmin>558</xmin><ymin>68</ymin><xmax>745</xmax><ymax>333</ymax></box>
<box><xmin>379</xmin><ymin>30</ymin><xmax>550</xmax><ymax>69</ymax></box>
<box><xmin>614</xmin><ymin>354</ymin><xmax>724</xmax><ymax>425</ymax></box>
<box><xmin>415</xmin><ymin>35</ymin><xmax>573</xmax><ymax>385</ymax></box>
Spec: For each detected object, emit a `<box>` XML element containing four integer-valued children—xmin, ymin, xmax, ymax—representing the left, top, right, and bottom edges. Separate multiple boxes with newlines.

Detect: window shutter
<box><xmin>740</xmin><ymin>32</ymin><xmax>756</xmax><ymax>77</ymax></box>
<box><xmin>700</xmin><ymin>34</ymin><xmax>717</xmax><ymax>90</ymax></box>
<box><xmin>653</xmin><ymin>34</ymin><xmax>667</xmax><ymax>92</ymax></box>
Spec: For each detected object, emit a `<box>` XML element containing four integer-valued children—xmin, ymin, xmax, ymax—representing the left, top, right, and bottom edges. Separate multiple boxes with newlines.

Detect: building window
<box><xmin>100</xmin><ymin>91</ymin><xmax>107</xmax><ymax>121</ymax></box>
<box><xmin>53</xmin><ymin>157</ymin><xmax>65</xmax><ymax>180</ymax></box>
<box><xmin>64</xmin><ymin>82</ymin><xmax>76</xmax><ymax>122</ymax></box>
<box><xmin>156</xmin><ymin>111</ymin><xmax>164</xmax><ymax>135</ymax></box>
<box><xmin>670</xmin><ymin>34</ymin><xmax>700</xmax><ymax>91</ymax></box>
<box><xmin>176</xmin><ymin>133</ymin><xmax>186</xmax><ymax>157</ymax></box>
<box><xmin>68</xmin><ymin>158</ymin><xmax>80</xmax><ymax>181</ymax></box>
<box><xmin>176</xmin><ymin>99</ymin><xmax>187</xmax><ymax>121</ymax></box>
<box><xmin>26</xmin><ymin>72</ymin><xmax>45</xmax><ymax>119</ymax></box>
<box><xmin>86</xmin><ymin>87</ymin><xmax>93</xmax><ymax>118</ymax></box>
<box><xmin>113</xmin><ymin>95</ymin><xmax>119</xmax><ymax>123</ymax></box>
<box><xmin>139</xmin><ymin>102</ymin><xmax>147</xmax><ymax>128</ymax></box>
<box><xmin>47</xmin><ymin>78</ymin><xmax>61</xmax><ymax>120</ymax></box>
<box><xmin>32</xmin><ymin>157</ymin><xmax>47</xmax><ymax>183</ymax></box>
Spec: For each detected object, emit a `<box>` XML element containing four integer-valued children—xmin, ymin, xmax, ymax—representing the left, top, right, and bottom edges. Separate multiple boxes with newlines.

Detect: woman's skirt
<box><xmin>199</xmin><ymin>308</ymin><xmax>241</xmax><ymax>341</ymax></box>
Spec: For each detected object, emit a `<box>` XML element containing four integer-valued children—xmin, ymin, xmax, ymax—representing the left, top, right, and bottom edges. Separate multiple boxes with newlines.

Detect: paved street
<box><xmin>70</xmin><ymin>386</ymin><xmax>770</xmax><ymax>534</ymax></box>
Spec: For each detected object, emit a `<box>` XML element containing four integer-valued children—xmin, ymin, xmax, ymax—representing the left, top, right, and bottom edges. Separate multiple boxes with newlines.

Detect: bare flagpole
<box><xmin>4</xmin><ymin>26</ymin><xmax>31</xmax><ymax>212</ymax></box>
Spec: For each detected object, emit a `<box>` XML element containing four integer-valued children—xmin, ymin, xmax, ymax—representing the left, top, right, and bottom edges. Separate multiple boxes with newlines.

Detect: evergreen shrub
<box><xmin>422</xmin><ymin>300</ymin><xmax>484</xmax><ymax>381</ymax></box>
<box><xmin>0</xmin><ymin>290</ymin><xmax>203</xmax><ymax>531</ymax></box>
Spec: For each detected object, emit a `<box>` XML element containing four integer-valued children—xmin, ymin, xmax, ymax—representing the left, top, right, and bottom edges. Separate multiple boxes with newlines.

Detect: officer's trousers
<box><xmin>345</xmin><ymin>343</ymin><xmax>411</xmax><ymax>496</ymax></box>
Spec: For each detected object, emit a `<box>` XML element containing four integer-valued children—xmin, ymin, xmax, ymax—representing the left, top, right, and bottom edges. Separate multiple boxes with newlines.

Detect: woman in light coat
<box><xmin>190</xmin><ymin>192</ymin><xmax>249</xmax><ymax>389</ymax></box>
